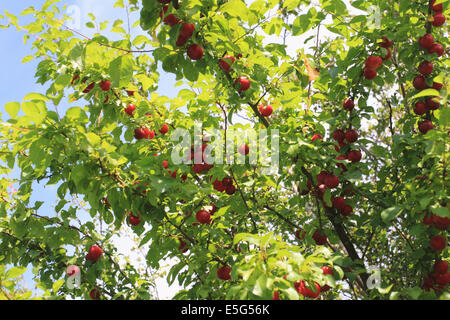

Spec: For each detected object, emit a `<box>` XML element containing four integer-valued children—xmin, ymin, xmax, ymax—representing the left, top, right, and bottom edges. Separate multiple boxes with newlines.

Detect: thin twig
<box><xmin>264</xmin><ymin>205</ymin><xmax>300</xmax><ymax>230</ymax></box>
<box><xmin>386</xmin><ymin>98</ymin><xmax>394</xmax><ymax>136</ymax></box>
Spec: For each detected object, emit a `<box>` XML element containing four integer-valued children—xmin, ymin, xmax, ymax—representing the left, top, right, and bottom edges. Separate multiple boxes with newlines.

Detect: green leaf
<box><xmin>262</xmin><ymin>17</ymin><xmax>283</xmax><ymax>36</ymax></box>
<box><xmin>109</xmin><ymin>55</ymin><xmax>134</xmax><ymax>88</ymax></box>
<box><xmin>113</xmin><ymin>19</ymin><xmax>124</xmax><ymax>28</ymax></box>
<box><xmin>181</xmin><ymin>59</ymin><xmax>199</xmax><ymax>82</ymax></box>
<box><xmin>320</xmin><ymin>0</ymin><xmax>348</xmax><ymax>15</ymax></box>
<box><xmin>413</xmin><ymin>89</ymin><xmax>440</xmax><ymax>99</ymax></box>
<box><xmin>377</xmin><ymin>284</ymin><xmax>393</xmax><ymax>295</ymax></box>
<box><xmin>5</xmin><ymin>102</ymin><xmax>20</xmax><ymax>118</ymax></box>
<box><xmin>287</xmin><ymin>144</ymin><xmax>299</xmax><ymax>156</ymax></box>
<box><xmin>440</xmin><ymin>106</ymin><xmax>449</xmax><ymax>127</ymax></box>
<box><xmin>177</xmin><ymin>89</ymin><xmax>195</xmax><ymax>101</ymax></box>
<box><xmin>10</xmin><ymin>218</ymin><xmax>28</xmax><ymax>238</ymax></box>
<box><xmin>283</xmin><ymin>0</ymin><xmax>301</xmax><ymax>10</ymax></box>
<box><xmin>292</xmin><ymin>15</ymin><xmax>311</xmax><ymax>36</ymax></box>
<box><xmin>133</xmin><ymin>35</ymin><xmax>150</xmax><ymax>47</ymax></box>
<box><xmin>23</xmin><ymin>93</ymin><xmax>48</xmax><ymax>102</ymax></box>
<box><xmin>65</xmin><ymin>107</ymin><xmax>88</xmax><ymax>123</ymax></box>
<box><xmin>381</xmin><ymin>206</ymin><xmax>402</xmax><ymax>224</ymax></box>
<box><xmin>213</xmin><ymin>206</ymin><xmax>229</xmax><ymax>219</ymax></box>
<box><xmin>260</xmin><ymin>231</ymin><xmax>274</xmax><ymax>249</ymax></box>
<box><xmin>162</xmin><ymin>54</ymin><xmax>178</xmax><ymax>74</ymax></box>
<box><xmin>85</xmin><ymin>132</ymin><xmax>101</xmax><ymax>147</ymax></box>
<box><xmin>233</xmin><ymin>233</ymin><xmax>260</xmax><ymax>245</ymax></box>
<box><xmin>208</xmin><ymin>243</ymin><xmax>217</xmax><ymax>253</ymax></box>
<box><xmin>252</xmin><ymin>273</ymin><xmax>267</xmax><ymax>297</ymax></box>
<box><xmin>292</xmin><ymin>8</ymin><xmax>324</xmax><ymax>36</ymax></box>
<box><xmin>344</xmin><ymin>169</ymin><xmax>362</xmax><ymax>180</ymax></box>
<box><xmin>52</xmin><ymin>279</ymin><xmax>65</xmax><ymax>293</ymax></box>
<box><xmin>68</xmin><ymin>42</ymin><xmax>85</xmax><ymax>69</ymax></box>
<box><xmin>71</xmin><ymin>164</ymin><xmax>87</xmax><ymax>189</ymax></box>
<box><xmin>406</xmin><ymin>286</ymin><xmax>422</xmax><ymax>300</ymax></box>
<box><xmin>221</xmin><ymin>0</ymin><xmax>249</xmax><ymax>18</ymax></box>
<box><xmin>22</xmin><ymin>55</ymin><xmax>34</xmax><ymax>63</ymax></box>
<box><xmin>389</xmin><ymin>291</ymin><xmax>401</xmax><ymax>300</ymax></box>
<box><xmin>111</xmin><ymin>26</ymin><xmax>127</xmax><ymax>34</ymax></box>
<box><xmin>149</xmin><ymin>176</ymin><xmax>172</xmax><ymax>194</ymax></box>
<box><xmin>54</xmin><ymin>74</ymin><xmax>72</xmax><ymax>91</ymax></box>
<box><xmin>114</xmin><ymin>0</ymin><xmax>125</xmax><ymax>8</ymax></box>
<box><xmin>21</xmin><ymin>101</ymin><xmax>40</xmax><ymax>116</ymax></box>
<box><xmin>297</xmin><ymin>138</ymin><xmax>315</xmax><ymax>149</ymax></box>
<box><xmin>5</xmin><ymin>267</ymin><xmax>27</xmax><ymax>280</ymax></box>
<box><xmin>419</xmin><ymin>196</ymin><xmax>432</xmax><ymax>209</ymax></box>
<box><xmin>323</xmin><ymin>188</ymin><xmax>332</xmax><ymax>207</ymax></box>
<box><xmin>139</xmin><ymin>232</ymin><xmax>153</xmax><ymax>247</ymax></box>
<box><xmin>83</xmin><ymin>41</ymin><xmax>108</xmax><ymax>67</ymax></box>
<box><xmin>433</xmin><ymin>72</ymin><xmax>445</xmax><ymax>83</ymax></box>
<box><xmin>431</xmin><ymin>206</ymin><xmax>449</xmax><ymax>218</ymax></box>
<box><xmin>283</xmin><ymin>287</ymin><xmax>300</xmax><ymax>300</ymax></box>
<box><xmin>42</xmin><ymin>0</ymin><xmax>60</xmax><ymax>12</ymax></box>
<box><xmin>371</xmin><ymin>145</ymin><xmax>387</xmax><ymax>157</ymax></box>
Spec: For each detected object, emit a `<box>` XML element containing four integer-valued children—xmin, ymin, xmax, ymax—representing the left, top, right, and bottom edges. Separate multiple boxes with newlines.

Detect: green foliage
<box><xmin>0</xmin><ymin>0</ymin><xmax>448</xmax><ymax>300</ymax></box>
<box><xmin>0</xmin><ymin>265</ymin><xmax>41</xmax><ymax>300</ymax></box>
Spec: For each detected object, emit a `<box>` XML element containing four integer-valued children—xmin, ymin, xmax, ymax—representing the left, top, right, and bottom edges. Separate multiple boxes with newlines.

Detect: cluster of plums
<box><xmin>413</xmin><ymin>0</ymin><xmax>445</xmax><ymax>134</ymax></box>
<box><xmin>158</xmin><ymin>2</ymin><xmax>262</xmax><ymax>95</ymax></box>
<box><xmin>415</xmin><ymin>0</ymin><xmax>448</xmax><ymax>293</ymax></box>
<box><xmin>71</xmin><ymin>71</ymin><xmax>171</xmax><ymax>144</ymax></box>
<box><xmin>84</xmin><ymin>245</ymin><xmax>103</xmax><ymax>299</ymax></box>
<box><xmin>273</xmin><ymin>265</ymin><xmax>336</xmax><ymax>299</ymax></box>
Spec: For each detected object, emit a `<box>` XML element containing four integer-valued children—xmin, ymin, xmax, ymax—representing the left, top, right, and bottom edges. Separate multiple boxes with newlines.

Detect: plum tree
<box><xmin>0</xmin><ymin>0</ymin><xmax>447</xmax><ymax>301</ymax></box>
